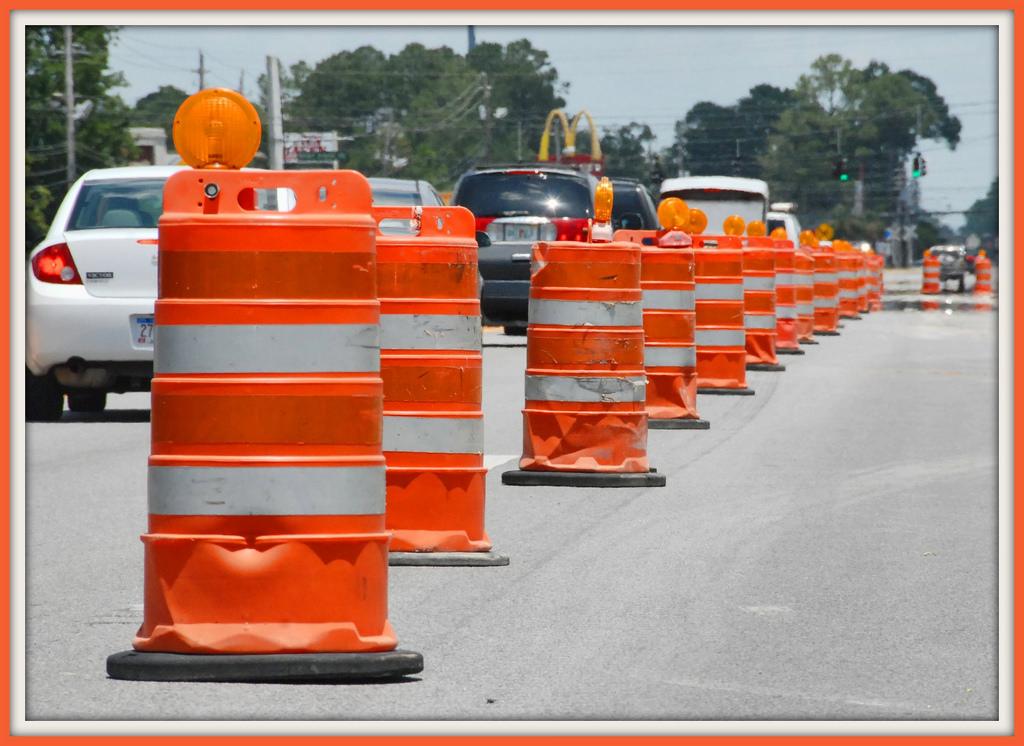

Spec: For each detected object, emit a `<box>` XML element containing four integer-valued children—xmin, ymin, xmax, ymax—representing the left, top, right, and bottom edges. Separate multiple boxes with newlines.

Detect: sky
<box><xmin>21</xmin><ymin>10</ymin><xmax>1011</xmax><ymax>233</ymax></box>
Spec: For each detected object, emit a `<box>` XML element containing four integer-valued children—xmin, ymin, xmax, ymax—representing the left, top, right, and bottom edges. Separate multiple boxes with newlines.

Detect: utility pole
<box><xmin>196</xmin><ymin>51</ymin><xmax>206</xmax><ymax>90</ymax></box>
<box><xmin>266</xmin><ymin>56</ymin><xmax>284</xmax><ymax>170</ymax></box>
<box><xmin>64</xmin><ymin>26</ymin><xmax>75</xmax><ymax>188</ymax></box>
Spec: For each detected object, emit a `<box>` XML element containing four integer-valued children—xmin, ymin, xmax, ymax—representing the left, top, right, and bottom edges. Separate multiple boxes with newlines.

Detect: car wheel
<box><xmin>26</xmin><ymin>369</ymin><xmax>64</xmax><ymax>422</ymax></box>
<box><xmin>67</xmin><ymin>391</ymin><xmax>107</xmax><ymax>413</ymax></box>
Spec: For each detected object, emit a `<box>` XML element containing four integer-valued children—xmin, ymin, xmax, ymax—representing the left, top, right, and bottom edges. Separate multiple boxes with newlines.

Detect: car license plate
<box><xmin>507</xmin><ymin>224</ymin><xmax>538</xmax><ymax>241</ymax></box>
<box><xmin>131</xmin><ymin>314</ymin><xmax>155</xmax><ymax>347</ymax></box>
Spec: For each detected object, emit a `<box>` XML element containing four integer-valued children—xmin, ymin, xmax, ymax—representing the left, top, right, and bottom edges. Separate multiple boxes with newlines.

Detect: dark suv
<box><xmin>451</xmin><ymin>164</ymin><xmax>598</xmax><ymax>334</ymax></box>
<box><xmin>610</xmin><ymin>177</ymin><xmax>659</xmax><ymax>231</ymax></box>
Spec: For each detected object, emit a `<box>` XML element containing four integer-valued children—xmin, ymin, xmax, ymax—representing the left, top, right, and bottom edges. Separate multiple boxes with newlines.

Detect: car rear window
<box><xmin>454</xmin><ymin>172</ymin><xmax>593</xmax><ymax>219</ymax></box>
<box><xmin>66</xmin><ymin>177</ymin><xmax>169</xmax><ymax>230</ymax></box>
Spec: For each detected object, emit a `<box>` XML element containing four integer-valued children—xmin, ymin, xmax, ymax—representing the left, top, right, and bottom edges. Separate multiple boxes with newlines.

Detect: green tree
<box><xmin>964</xmin><ymin>177</ymin><xmax>998</xmax><ymax>237</ymax></box>
<box><xmin>129</xmin><ymin>84</ymin><xmax>190</xmax><ymax>148</ymax></box>
<box><xmin>600</xmin><ymin>122</ymin><xmax>656</xmax><ymax>184</ymax></box>
<box><xmin>25</xmin><ymin>25</ymin><xmax>136</xmax><ymax>250</ymax></box>
<box><xmin>758</xmin><ymin>55</ymin><xmax>961</xmax><ymax>220</ymax></box>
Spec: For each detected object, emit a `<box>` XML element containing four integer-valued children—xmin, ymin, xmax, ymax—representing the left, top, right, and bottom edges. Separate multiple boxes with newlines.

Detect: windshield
<box><xmin>455</xmin><ymin>172</ymin><xmax>593</xmax><ymax>219</ymax></box>
<box><xmin>66</xmin><ymin>177</ymin><xmax>168</xmax><ymax>230</ymax></box>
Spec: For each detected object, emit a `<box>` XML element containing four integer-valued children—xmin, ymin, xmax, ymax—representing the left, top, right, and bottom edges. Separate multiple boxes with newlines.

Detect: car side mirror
<box><xmin>475</xmin><ymin>230</ymin><xmax>491</xmax><ymax>248</ymax></box>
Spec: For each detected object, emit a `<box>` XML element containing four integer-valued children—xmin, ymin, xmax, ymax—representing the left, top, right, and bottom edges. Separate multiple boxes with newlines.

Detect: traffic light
<box><xmin>833</xmin><ymin>157</ymin><xmax>848</xmax><ymax>181</ymax></box>
<box><xmin>912</xmin><ymin>152</ymin><xmax>924</xmax><ymax>178</ymax></box>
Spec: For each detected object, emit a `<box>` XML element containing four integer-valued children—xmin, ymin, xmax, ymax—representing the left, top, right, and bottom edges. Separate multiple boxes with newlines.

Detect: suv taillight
<box><xmin>555</xmin><ymin>218</ymin><xmax>590</xmax><ymax>242</ymax></box>
<box><xmin>31</xmin><ymin>243</ymin><xmax>83</xmax><ymax>284</ymax></box>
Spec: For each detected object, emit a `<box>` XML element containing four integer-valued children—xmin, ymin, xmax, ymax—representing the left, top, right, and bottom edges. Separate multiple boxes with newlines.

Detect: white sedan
<box><xmin>25</xmin><ymin>165</ymin><xmax>190</xmax><ymax>421</ymax></box>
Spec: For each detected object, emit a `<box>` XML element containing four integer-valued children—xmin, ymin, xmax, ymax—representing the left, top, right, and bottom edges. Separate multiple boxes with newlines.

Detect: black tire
<box><xmin>26</xmin><ymin>369</ymin><xmax>64</xmax><ymax>422</ymax></box>
<box><xmin>67</xmin><ymin>391</ymin><xmax>107</xmax><ymax>413</ymax></box>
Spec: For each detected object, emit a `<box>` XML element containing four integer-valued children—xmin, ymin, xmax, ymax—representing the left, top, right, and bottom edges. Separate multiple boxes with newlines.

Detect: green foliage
<box><xmin>964</xmin><ymin>178</ymin><xmax>998</xmax><ymax>237</ymax></box>
<box><xmin>129</xmin><ymin>85</ymin><xmax>191</xmax><ymax>148</ymax></box>
<box><xmin>258</xmin><ymin>39</ymin><xmax>568</xmax><ymax>190</ymax></box>
<box><xmin>25</xmin><ymin>26</ymin><xmax>136</xmax><ymax>251</ymax></box>
<box><xmin>599</xmin><ymin>123</ymin><xmax>656</xmax><ymax>185</ymax></box>
<box><xmin>673</xmin><ymin>54</ymin><xmax>963</xmax><ymax>236</ymax></box>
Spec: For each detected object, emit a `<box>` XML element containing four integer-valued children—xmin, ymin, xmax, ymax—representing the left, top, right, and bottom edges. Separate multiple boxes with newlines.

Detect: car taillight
<box><xmin>31</xmin><ymin>242</ymin><xmax>83</xmax><ymax>284</ymax></box>
<box><xmin>556</xmin><ymin>218</ymin><xmax>590</xmax><ymax>242</ymax></box>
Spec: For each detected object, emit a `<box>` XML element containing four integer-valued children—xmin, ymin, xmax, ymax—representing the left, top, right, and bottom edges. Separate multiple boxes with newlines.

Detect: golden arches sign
<box><xmin>537</xmin><ymin>109</ymin><xmax>603</xmax><ymax>161</ymax></box>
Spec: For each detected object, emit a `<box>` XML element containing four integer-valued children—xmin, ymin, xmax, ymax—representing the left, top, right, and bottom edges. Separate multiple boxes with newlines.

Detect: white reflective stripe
<box><xmin>814</xmin><ymin>297</ymin><xmax>839</xmax><ymax>308</ymax></box>
<box><xmin>380</xmin><ymin>314</ymin><xmax>481</xmax><ymax>351</ymax></box>
<box><xmin>148</xmin><ymin>465</ymin><xmax>386</xmax><ymax>516</ymax></box>
<box><xmin>839</xmin><ymin>289</ymin><xmax>858</xmax><ymax>299</ymax></box>
<box><xmin>743</xmin><ymin>276</ymin><xmax>775</xmax><ymax>291</ymax></box>
<box><xmin>645</xmin><ymin>344</ymin><xmax>696</xmax><ymax>368</ymax></box>
<box><xmin>525</xmin><ymin>374</ymin><xmax>646</xmax><ymax>403</ymax></box>
<box><xmin>695</xmin><ymin>329</ymin><xmax>746</xmax><ymax>347</ymax></box>
<box><xmin>529</xmin><ymin>297</ymin><xmax>643</xmax><ymax>327</ymax></box>
<box><xmin>642</xmin><ymin>289</ymin><xmax>695</xmax><ymax>311</ymax></box>
<box><xmin>797</xmin><ymin>303</ymin><xmax>815</xmax><ymax>315</ymax></box>
<box><xmin>814</xmin><ymin>272</ymin><xmax>838</xmax><ymax>283</ymax></box>
<box><xmin>383</xmin><ymin>414</ymin><xmax>482</xmax><ymax>454</ymax></box>
<box><xmin>795</xmin><ymin>274</ymin><xmax>815</xmax><ymax>285</ymax></box>
<box><xmin>745</xmin><ymin>314</ymin><xmax>777</xmax><ymax>330</ymax></box>
<box><xmin>155</xmin><ymin>324</ymin><xmax>379</xmax><ymax>374</ymax></box>
<box><xmin>776</xmin><ymin>306</ymin><xmax>798</xmax><ymax>319</ymax></box>
<box><xmin>839</xmin><ymin>271</ymin><xmax>857</xmax><ymax>280</ymax></box>
<box><xmin>695</xmin><ymin>283</ymin><xmax>743</xmax><ymax>301</ymax></box>
<box><xmin>775</xmin><ymin>271</ymin><xmax>795</xmax><ymax>285</ymax></box>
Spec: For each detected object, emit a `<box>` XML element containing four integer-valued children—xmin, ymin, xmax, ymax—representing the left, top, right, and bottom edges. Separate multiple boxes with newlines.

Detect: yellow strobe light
<box><xmin>594</xmin><ymin>177</ymin><xmax>614</xmax><ymax>223</ymax></box>
<box><xmin>770</xmin><ymin>227</ymin><xmax>787</xmax><ymax>239</ymax></box>
<box><xmin>747</xmin><ymin>220</ymin><xmax>767</xmax><ymax>237</ymax></box>
<box><xmin>723</xmin><ymin>215</ymin><xmax>746</xmax><ymax>236</ymax></box>
<box><xmin>815</xmin><ymin>223</ymin><xmax>835</xmax><ymax>241</ymax></box>
<box><xmin>688</xmin><ymin>209</ymin><xmax>708</xmax><ymax>235</ymax></box>
<box><xmin>657</xmin><ymin>197</ymin><xmax>690</xmax><ymax>231</ymax></box>
<box><xmin>799</xmin><ymin>229</ymin><xmax>819</xmax><ymax>247</ymax></box>
<box><xmin>173</xmin><ymin>88</ymin><xmax>262</xmax><ymax>169</ymax></box>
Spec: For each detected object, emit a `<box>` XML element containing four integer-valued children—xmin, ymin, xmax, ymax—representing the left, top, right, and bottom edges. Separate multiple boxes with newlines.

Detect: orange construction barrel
<box><xmin>743</xmin><ymin>236</ymin><xmax>785</xmax><ymax>371</ymax></box>
<box><xmin>614</xmin><ymin>226</ymin><xmax>709</xmax><ymax>430</ymax></box>
<box><xmin>921</xmin><ymin>250</ymin><xmax>941</xmax><ymax>294</ymax></box>
<box><xmin>374</xmin><ymin>204</ymin><xmax>506</xmax><ymax>567</ymax></box>
<box><xmin>694</xmin><ymin>234</ymin><xmax>754</xmax><ymax>395</ymax></box>
<box><xmin>107</xmin><ymin>169</ymin><xmax>422</xmax><ymax>683</ymax></box>
<box><xmin>772</xmin><ymin>237</ymin><xmax>803</xmax><ymax>355</ymax></box>
<box><xmin>973</xmin><ymin>250</ymin><xmax>993</xmax><ymax>295</ymax></box>
<box><xmin>812</xmin><ymin>243</ymin><xmax>841</xmax><ymax>336</ymax></box>
<box><xmin>835</xmin><ymin>246</ymin><xmax>862</xmax><ymax>320</ymax></box>
<box><xmin>502</xmin><ymin>240</ymin><xmax>666</xmax><ymax>487</ymax></box>
<box><xmin>794</xmin><ymin>245</ymin><xmax>818</xmax><ymax>345</ymax></box>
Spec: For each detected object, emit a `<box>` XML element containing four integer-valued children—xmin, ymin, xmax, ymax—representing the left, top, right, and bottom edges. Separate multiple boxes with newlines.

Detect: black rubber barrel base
<box><xmin>502</xmin><ymin>468</ymin><xmax>667</xmax><ymax>488</ymax></box>
<box><xmin>389</xmin><ymin>551</ymin><xmax>509</xmax><ymax>567</ymax></box>
<box><xmin>106</xmin><ymin>649</ymin><xmax>424</xmax><ymax>684</ymax></box>
<box><xmin>747</xmin><ymin>363</ymin><xmax>787</xmax><ymax>372</ymax></box>
<box><xmin>649</xmin><ymin>417</ymin><xmax>710</xmax><ymax>430</ymax></box>
<box><xmin>815</xmin><ymin>330</ymin><xmax>841</xmax><ymax>336</ymax></box>
<box><xmin>776</xmin><ymin>348</ymin><xmax>806</xmax><ymax>355</ymax></box>
<box><xmin>697</xmin><ymin>387</ymin><xmax>756</xmax><ymax>396</ymax></box>
<box><xmin>798</xmin><ymin>339</ymin><xmax>820</xmax><ymax>345</ymax></box>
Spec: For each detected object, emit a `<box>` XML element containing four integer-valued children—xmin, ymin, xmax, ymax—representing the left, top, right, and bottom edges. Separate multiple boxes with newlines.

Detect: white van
<box><xmin>659</xmin><ymin>175</ymin><xmax>769</xmax><ymax>234</ymax></box>
<box><xmin>766</xmin><ymin>202</ymin><xmax>803</xmax><ymax>242</ymax></box>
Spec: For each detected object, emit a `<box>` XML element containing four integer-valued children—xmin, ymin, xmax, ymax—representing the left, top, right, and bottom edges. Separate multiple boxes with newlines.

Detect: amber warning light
<box><xmin>173</xmin><ymin>88</ymin><xmax>262</xmax><ymax>169</ymax></box>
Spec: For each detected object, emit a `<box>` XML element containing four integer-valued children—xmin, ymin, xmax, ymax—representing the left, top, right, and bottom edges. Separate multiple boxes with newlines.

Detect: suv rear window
<box><xmin>454</xmin><ymin>172</ymin><xmax>593</xmax><ymax>219</ymax></box>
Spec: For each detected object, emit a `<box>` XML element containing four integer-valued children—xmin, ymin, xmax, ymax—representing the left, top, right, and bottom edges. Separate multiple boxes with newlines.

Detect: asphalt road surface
<box><xmin>18</xmin><ymin>288</ymin><xmax>1005</xmax><ymax>737</ymax></box>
